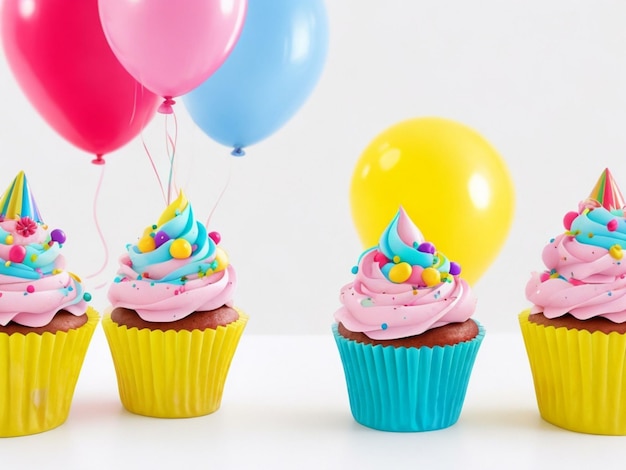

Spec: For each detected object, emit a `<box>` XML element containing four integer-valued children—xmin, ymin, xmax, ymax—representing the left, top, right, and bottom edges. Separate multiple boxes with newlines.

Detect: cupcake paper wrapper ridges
<box><xmin>332</xmin><ymin>320</ymin><xmax>485</xmax><ymax>432</ymax></box>
<box><xmin>0</xmin><ymin>307</ymin><xmax>99</xmax><ymax>437</ymax></box>
<box><xmin>102</xmin><ymin>310</ymin><xmax>248</xmax><ymax>418</ymax></box>
<box><xmin>519</xmin><ymin>309</ymin><xmax>626</xmax><ymax>435</ymax></box>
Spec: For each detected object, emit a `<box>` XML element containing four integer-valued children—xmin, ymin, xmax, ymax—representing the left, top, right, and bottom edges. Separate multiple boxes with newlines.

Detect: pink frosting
<box><xmin>334</xmin><ymin>207</ymin><xmax>477</xmax><ymax>340</ymax></box>
<box><xmin>0</xmin><ymin>220</ymin><xmax>88</xmax><ymax>328</ymax></box>
<box><xmin>335</xmin><ymin>249</ymin><xmax>475</xmax><ymax>340</ymax></box>
<box><xmin>108</xmin><ymin>261</ymin><xmax>236</xmax><ymax>322</ymax></box>
<box><xmin>526</xmin><ymin>233</ymin><xmax>626</xmax><ymax>322</ymax></box>
<box><xmin>107</xmin><ymin>191</ymin><xmax>236</xmax><ymax>322</ymax></box>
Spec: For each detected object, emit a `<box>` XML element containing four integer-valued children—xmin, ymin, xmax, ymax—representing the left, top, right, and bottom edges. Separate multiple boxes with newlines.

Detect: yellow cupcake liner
<box><xmin>102</xmin><ymin>310</ymin><xmax>248</xmax><ymax>418</ymax></box>
<box><xmin>519</xmin><ymin>309</ymin><xmax>626</xmax><ymax>435</ymax></box>
<box><xmin>0</xmin><ymin>307</ymin><xmax>99</xmax><ymax>437</ymax></box>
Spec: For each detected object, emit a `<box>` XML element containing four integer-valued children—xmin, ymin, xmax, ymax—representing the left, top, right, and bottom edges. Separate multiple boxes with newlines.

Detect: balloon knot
<box><xmin>158</xmin><ymin>97</ymin><xmax>176</xmax><ymax>114</ymax></box>
<box><xmin>92</xmin><ymin>154</ymin><xmax>106</xmax><ymax>165</ymax></box>
<box><xmin>231</xmin><ymin>147</ymin><xmax>245</xmax><ymax>157</ymax></box>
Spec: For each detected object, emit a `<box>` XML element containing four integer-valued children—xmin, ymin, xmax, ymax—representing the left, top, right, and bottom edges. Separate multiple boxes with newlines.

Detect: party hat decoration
<box><xmin>588</xmin><ymin>168</ymin><xmax>625</xmax><ymax>212</ymax></box>
<box><xmin>0</xmin><ymin>171</ymin><xmax>44</xmax><ymax>223</ymax></box>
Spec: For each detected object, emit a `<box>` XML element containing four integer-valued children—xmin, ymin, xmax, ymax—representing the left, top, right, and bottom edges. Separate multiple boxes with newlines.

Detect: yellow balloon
<box><xmin>350</xmin><ymin>117</ymin><xmax>515</xmax><ymax>286</ymax></box>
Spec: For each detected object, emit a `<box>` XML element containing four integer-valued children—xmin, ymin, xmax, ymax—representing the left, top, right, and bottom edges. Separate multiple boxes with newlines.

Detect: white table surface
<box><xmin>1</xmin><ymin>328</ymin><xmax>624</xmax><ymax>469</ymax></box>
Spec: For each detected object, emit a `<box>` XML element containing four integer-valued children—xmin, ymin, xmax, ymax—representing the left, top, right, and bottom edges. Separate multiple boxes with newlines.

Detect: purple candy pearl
<box><xmin>50</xmin><ymin>229</ymin><xmax>66</xmax><ymax>244</ymax></box>
<box><xmin>449</xmin><ymin>261</ymin><xmax>461</xmax><ymax>276</ymax></box>
<box><xmin>417</xmin><ymin>242</ymin><xmax>436</xmax><ymax>254</ymax></box>
<box><xmin>154</xmin><ymin>230</ymin><xmax>170</xmax><ymax>248</ymax></box>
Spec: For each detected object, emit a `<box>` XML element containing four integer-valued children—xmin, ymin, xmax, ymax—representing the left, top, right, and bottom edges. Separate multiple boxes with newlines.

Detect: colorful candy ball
<box><xmin>563</xmin><ymin>211</ymin><xmax>578</xmax><ymax>230</ymax></box>
<box><xmin>610</xmin><ymin>244</ymin><xmax>623</xmax><ymax>260</ymax></box>
<box><xmin>422</xmin><ymin>267</ymin><xmax>441</xmax><ymax>286</ymax></box>
<box><xmin>154</xmin><ymin>230</ymin><xmax>170</xmax><ymax>248</ymax></box>
<box><xmin>418</xmin><ymin>242</ymin><xmax>436</xmax><ymax>254</ymax></box>
<box><xmin>208</xmin><ymin>231</ymin><xmax>221</xmax><ymax>244</ymax></box>
<box><xmin>170</xmin><ymin>239</ymin><xmax>192</xmax><ymax>259</ymax></box>
<box><xmin>389</xmin><ymin>262</ymin><xmax>412</xmax><ymax>283</ymax></box>
<box><xmin>9</xmin><ymin>245</ymin><xmax>26</xmax><ymax>263</ymax></box>
<box><xmin>449</xmin><ymin>261</ymin><xmax>461</xmax><ymax>276</ymax></box>
<box><xmin>50</xmin><ymin>229</ymin><xmax>66</xmax><ymax>244</ymax></box>
<box><xmin>138</xmin><ymin>235</ymin><xmax>156</xmax><ymax>253</ymax></box>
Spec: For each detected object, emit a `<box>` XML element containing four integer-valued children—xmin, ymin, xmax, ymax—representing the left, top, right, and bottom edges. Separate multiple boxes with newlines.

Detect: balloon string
<box><xmin>205</xmin><ymin>155</ymin><xmax>234</xmax><ymax>228</ymax></box>
<box><xmin>141</xmin><ymin>135</ymin><xmax>167</xmax><ymax>204</ymax></box>
<box><xmin>128</xmin><ymin>80</ymin><xmax>138</xmax><ymax>125</ymax></box>
<box><xmin>85</xmin><ymin>164</ymin><xmax>109</xmax><ymax>289</ymax></box>
<box><xmin>165</xmin><ymin>110</ymin><xmax>179</xmax><ymax>204</ymax></box>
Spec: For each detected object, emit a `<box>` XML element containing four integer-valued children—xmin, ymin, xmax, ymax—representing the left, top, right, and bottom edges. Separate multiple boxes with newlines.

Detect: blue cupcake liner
<box><xmin>332</xmin><ymin>320</ymin><xmax>485</xmax><ymax>432</ymax></box>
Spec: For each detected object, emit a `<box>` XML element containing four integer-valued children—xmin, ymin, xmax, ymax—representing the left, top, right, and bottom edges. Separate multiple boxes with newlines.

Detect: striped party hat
<box><xmin>588</xmin><ymin>168</ymin><xmax>625</xmax><ymax>212</ymax></box>
<box><xmin>0</xmin><ymin>171</ymin><xmax>43</xmax><ymax>223</ymax></box>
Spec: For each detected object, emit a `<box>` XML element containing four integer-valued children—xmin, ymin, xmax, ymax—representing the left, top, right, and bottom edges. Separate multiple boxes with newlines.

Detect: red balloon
<box><xmin>1</xmin><ymin>0</ymin><xmax>159</xmax><ymax>163</ymax></box>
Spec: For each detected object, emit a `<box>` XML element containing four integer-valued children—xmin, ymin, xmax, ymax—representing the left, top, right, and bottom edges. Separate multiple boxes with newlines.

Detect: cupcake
<box><xmin>333</xmin><ymin>207</ymin><xmax>484</xmax><ymax>432</ymax></box>
<box><xmin>520</xmin><ymin>168</ymin><xmax>626</xmax><ymax>435</ymax></box>
<box><xmin>103</xmin><ymin>191</ymin><xmax>247</xmax><ymax>418</ymax></box>
<box><xmin>0</xmin><ymin>171</ymin><xmax>98</xmax><ymax>437</ymax></box>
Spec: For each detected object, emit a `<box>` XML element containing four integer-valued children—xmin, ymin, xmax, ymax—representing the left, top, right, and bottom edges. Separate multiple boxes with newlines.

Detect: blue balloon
<box><xmin>182</xmin><ymin>0</ymin><xmax>329</xmax><ymax>155</ymax></box>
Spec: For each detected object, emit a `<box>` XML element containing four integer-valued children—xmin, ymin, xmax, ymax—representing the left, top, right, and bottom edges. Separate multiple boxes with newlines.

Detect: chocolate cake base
<box><xmin>111</xmin><ymin>306</ymin><xmax>239</xmax><ymax>332</ymax></box>
<box><xmin>337</xmin><ymin>319</ymin><xmax>479</xmax><ymax>348</ymax></box>
<box><xmin>528</xmin><ymin>312</ymin><xmax>626</xmax><ymax>334</ymax></box>
<box><xmin>0</xmin><ymin>310</ymin><xmax>88</xmax><ymax>335</ymax></box>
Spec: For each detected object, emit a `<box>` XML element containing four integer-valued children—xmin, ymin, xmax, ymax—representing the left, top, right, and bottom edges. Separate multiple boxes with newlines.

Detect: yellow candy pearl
<box><xmin>213</xmin><ymin>247</ymin><xmax>229</xmax><ymax>272</ymax></box>
<box><xmin>422</xmin><ymin>267</ymin><xmax>441</xmax><ymax>287</ymax></box>
<box><xmin>388</xmin><ymin>262</ymin><xmax>412</xmax><ymax>283</ymax></box>
<box><xmin>5</xmin><ymin>235</ymin><xmax>13</xmax><ymax>245</ymax></box>
<box><xmin>610</xmin><ymin>244</ymin><xmax>623</xmax><ymax>260</ymax></box>
<box><xmin>170</xmin><ymin>238</ymin><xmax>192</xmax><ymax>259</ymax></box>
<box><xmin>138</xmin><ymin>235</ymin><xmax>156</xmax><ymax>253</ymax></box>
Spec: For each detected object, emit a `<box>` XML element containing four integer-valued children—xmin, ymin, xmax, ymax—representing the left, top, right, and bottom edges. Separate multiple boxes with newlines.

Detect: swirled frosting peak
<box><xmin>526</xmin><ymin>168</ymin><xmax>626</xmax><ymax>322</ymax></box>
<box><xmin>108</xmin><ymin>191</ymin><xmax>236</xmax><ymax>322</ymax></box>
<box><xmin>335</xmin><ymin>207</ymin><xmax>476</xmax><ymax>340</ymax></box>
<box><xmin>0</xmin><ymin>171</ymin><xmax>89</xmax><ymax>327</ymax></box>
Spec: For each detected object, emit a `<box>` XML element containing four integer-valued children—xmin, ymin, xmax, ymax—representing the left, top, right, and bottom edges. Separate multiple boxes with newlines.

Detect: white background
<box><xmin>3</xmin><ymin>0</ymin><xmax>626</xmax><ymax>335</ymax></box>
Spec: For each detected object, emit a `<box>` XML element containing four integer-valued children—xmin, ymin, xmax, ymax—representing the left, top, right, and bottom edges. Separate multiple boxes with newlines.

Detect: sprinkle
<box><xmin>83</xmin><ymin>293</ymin><xmax>92</xmax><ymax>302</ymax></box>
<box><xmin>609</xmin><ymin>292</ymin><xmax>613</xmax><ymax>297</ymax></box>
<box><xmin>608</xmin><ymin>219</ymin><xmax>619</xmax><ymax>231</ymax></box>
<box><xmin>393</xmin><ymin>255</ymin><xmax>400</xmax><ymax>263</ymax></box>
<box><xmin>30</xmin><ymin>254</ymin><xmax>37</xmax><ymax>262</ymax></box>
<box><xmin>4</xmin><ymin>261</ymin><xmax>9</xmax><ymax>267</ymax></box>
<box><xmin>26</xmin><ymin>285</ymin><xmax>34</xmax><ymax>293</ymax></box>
<box><xmin>5</xmin><ymin>235</ymin><xmax>12</xmax><ymax>245</ymax></box>
<box><xmin>351</xmin><ymin>266</ymin><xmax>358</xmax><ymax>274</ymax></box>
<box><xmin>113</xmin><ymin>277</ymin><xmax>121</xmax><ymax>283</ymax></box>
<box><xmin>381</xmin><ymin>323</ymin><xmax>388</xmax><ymax>330</ymax></box>
<box><xmin>588</xmin><ymin>232</ymin><xmax>594</xmax><ymax>238</ymax></box>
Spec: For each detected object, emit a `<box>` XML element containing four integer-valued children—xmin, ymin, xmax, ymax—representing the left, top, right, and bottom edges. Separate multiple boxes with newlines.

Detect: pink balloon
<box><xmin>98</xmin><ymin>0</ymin><xmax>247</xmax><ymax>113</ymax></box>
<box><xmin>1</xmin><ymin>0</ymin><xmax>160</xmax><ymax>163</ymax></box>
